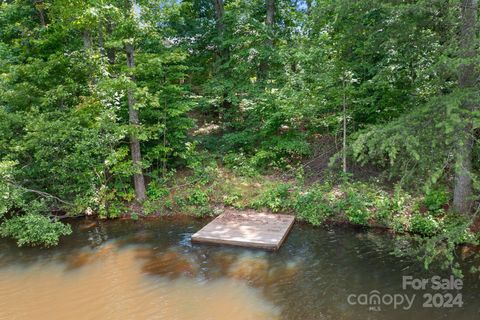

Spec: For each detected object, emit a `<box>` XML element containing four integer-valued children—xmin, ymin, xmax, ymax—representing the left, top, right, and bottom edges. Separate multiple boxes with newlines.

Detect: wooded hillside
<box><xmin>0</xmin><ymin>0</ymin><xmax>478</xmax><ymax>274</ymax></box>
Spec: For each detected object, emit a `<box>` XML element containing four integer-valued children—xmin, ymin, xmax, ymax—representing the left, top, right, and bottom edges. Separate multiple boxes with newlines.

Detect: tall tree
<box><xmin>260</xmin><ymin>0</ymin><xmax>275</xmax><ymax>79</ymax></box>
<box><xmin>211</xmin><ymin>0</ymin><xmax>232</xmax><ymax>119</ymax></box>
<box><xmin>106</xmin><ymin>20</ymin><xmax>116</xmax><ymax>65</ymax></box>
<box><xmin>213</xmin><ymin>0</ymin><xmax>227</xmax><ymax>64</ymax></box>
<box><xmin>266</xmin><ymin>0</ymin><xmax>274</xmax><ymax>38</ymax></box>
<box><xmin>213</xmin><ymin>0</ymin><xmax>225</xmax><ymax>35</ymax></box>
<box><xmin>125</xmin><ymin>41</ymin><xmax>147</xmax><ymax>202</ymax></box>
<box><xmin>453</xmin><ymin>0</ymin><xmax>477</xmax><ymax>214</ymax></box>
<box><xmin>33</xmin><ymin>0</ymin><xmax>46</xmax><ymax>27</ymax></box>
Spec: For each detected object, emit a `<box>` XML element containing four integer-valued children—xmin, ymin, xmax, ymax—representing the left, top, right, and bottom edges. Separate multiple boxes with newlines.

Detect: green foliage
<box><xmin>294</xmin><ymin>185</ymin><xmax>334</xmax><ymax>226</ymax></box>
<box><xmin>420</xmin><ymin>188</ymin><xmax>449</xmax><ymax>215</ymax></box>
<box><xmin>222</xmin><ymin>192</ymin><xmax>242</xmax><ymax>208</ymax></box>
<box><xmin>395</xmin><ymin>215</ymin><xmax>477</xmax><ymax>278</ymax></box>
<box><xmin>223</xmin><ymin>153</ymin><xmax>259</xmax><ymax>177</ymax></box>
<box><xmin>343</xmin><ymin>190</ymin><xmax>371</xmax><ymax>226</ymax></box>
<box><xmin>337</xmin><ymin>182</ymin><xmax>382</xmax><ymax>226</ymax></box>
<box><xmin>0</xmin><ymin>161</ymin><xmax>24</xmax><ymax>219</ymax></box>
<box><xmin>0</xmin><ymin>0</ymin><xmax>194</xmax><ymax>220</ymax></box>
<box><xmin>186</xmin><ymin>188</ymin><xmax>209</xmax><ymax>206</ymax></box>
<box><xmin>0</xmin><ymin>0</ymin><xmax>477</xmax><ymax>278</ymax></box>
<box><xmin>252</xmin><ymin>183</ymin><xmax>294</xmax><ymax>212</ymax></box>
<box><xmin>0</xmin><ymin>161</ymin><xmax>72</xmax><ymax>246</ymax></box>
<box><xmin>183</xmin><ymin>145</ymin><xmax>219</xmax><ymax>185</ymax></box>
<box><xmin>147</xmin><ymin>182</ymin><xmax>170</xmax><ymax>200</ymax></box>
<box><xmin>409</xmin><ymin>214</ymin><xmax>440</xmax><ymax>236</ymax></box>
<box><xmin>0</xmin><ymin>214</ymin><xmax>72</xmax><ymax>247</ymax></box>
<box><xmin>391</xmin><ymin>214</ymin><xmax>409</xmax><ymax>233</ymax></box>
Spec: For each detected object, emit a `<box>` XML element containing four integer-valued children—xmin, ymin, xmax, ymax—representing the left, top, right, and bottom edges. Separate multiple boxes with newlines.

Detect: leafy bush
<box><xmin>409</xmin><ymin>214</ymin><xmax>440</xmax><ymax>236</ymax></box>
<box><xmin>0</xmin><ymin>161</ymin><xmax>24</xmax><ymax>219</ymax></box>
<box><xmin>0</xmin><ymin>162</ymin><xmax>73</xmax><ymax>247</ymax></box>
<box><xmin>187</xmin><ymin>188</ymin><xmax>209</xmax><ymax>206</ymax></box>
<box><xmin>345</xmin><ymin>204</ymin><xmax>370</xmax><ymax>225</ymax></box>
<box><xmin>223</xmin><ymin>153</ymin><xmax>258</xmax><ymax>177</ymax></box>
<box><xmin>195</xmin><ymin>206</ymin><xmax>215</xmax><ymax>217</ymax></box>
<box><xmin>0</xmin><ymin>214</ymin><xmax>72</xmax><ymax>247</ymax></box>
<box><xmin>147</xmin><ymin>183</ymin><xmax>170</xmax><ymax>200</ymax></box>
<box><xmin>395</xmin><ymin>216</ymin><xmax>478</xmax><ymax>278</ymax></box>
<box><xmin>223</xmin><ymin>193</ymin><xmax>242</xmax><ymax>207</ymax></box>
<box><xmin>391</xmin><ymin>214</ymin><xmax>409</xmax><ymax>233</ymax></box>
<box><xmin>252</xmin><ymin>183</ymin><xmax>294</xmax><ymax>212</ymax></box>
<box><xmin>294</xmin><ymin>186</ymin><xmax>335</xmax><ymax>225</ymax></box>
<box><xmin>342</xmin><ymin>185</ymin><xmax>372</xmax><ymax>226</ymax></box>
<box><xmin>371</xmin><ymin>187</ymin><xmax>411</xmax><ymax>225</ymax></box>
<box><xmin>420</xmin><ymin>188</ymin><xmax>449</xmax><ymax>215</ymax></box>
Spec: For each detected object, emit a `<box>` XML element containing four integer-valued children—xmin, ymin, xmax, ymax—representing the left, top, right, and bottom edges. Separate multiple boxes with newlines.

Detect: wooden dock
<box><xmin>191</xmin><ymin>211</ymin><xmax>295</xmax><ymax>250</ymax></box>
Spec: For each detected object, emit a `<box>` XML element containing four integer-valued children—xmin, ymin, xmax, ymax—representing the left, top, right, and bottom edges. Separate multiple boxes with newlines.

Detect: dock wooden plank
<box><xmin>191</xmin><ymin>212</ymin><xmax>295</xmax><ymax>250</ymax></box>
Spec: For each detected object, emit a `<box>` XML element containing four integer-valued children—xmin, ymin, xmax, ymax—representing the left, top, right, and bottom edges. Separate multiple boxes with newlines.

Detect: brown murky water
<box><xmin>0</xmin><ymin>218</ymin><xmax>478</xmax><ymax>319</ymax></box>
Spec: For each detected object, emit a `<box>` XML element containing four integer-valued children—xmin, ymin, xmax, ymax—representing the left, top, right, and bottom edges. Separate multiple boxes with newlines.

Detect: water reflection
<box><xmin>139</xmin><ymin>249</ymin><xmax>199</xmax><ymax>277</ymax></box>
<box><xmin>0</xmin><ymin>219</ymin><xmax>478</xmax><ymax>320</ymax></box>
<box><xmin>0</xmin><ymin>245</ymin><xmax>279</xmax><ymax>320</ymax></box>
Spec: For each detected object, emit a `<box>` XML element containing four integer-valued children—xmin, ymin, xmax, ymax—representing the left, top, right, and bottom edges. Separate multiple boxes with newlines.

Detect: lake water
<box><xmin>0</xmin><ymin>218</ymin><xmax>478</xmax><ymax>319</ymax></box>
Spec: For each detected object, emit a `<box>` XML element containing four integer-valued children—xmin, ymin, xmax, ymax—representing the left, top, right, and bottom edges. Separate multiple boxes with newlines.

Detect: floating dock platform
<box><xmin>191</xmin><ymin>212</ymin><xmax>295</xmax><ymax>250</ymax></box>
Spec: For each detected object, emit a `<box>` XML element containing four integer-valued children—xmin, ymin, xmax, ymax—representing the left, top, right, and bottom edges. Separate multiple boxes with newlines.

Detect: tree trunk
<box><xmin>33</xmin><ymin>0</ymin><xmax>46</xmax><ymax>27</ymax></box>
<box><xmin>98</xmin><ymin>21</ymin><xmax>105</xmax><ymax>57</ymax></box>
<box><xmin>266</xmin><ymin>0</ymin><xmax>275</xmax><ymax>30</ymax></box>
<box><xmin>213</xmin><ymin>0</ymin><xmax>229</xmax><ymax>66</ymax></box>
<box><xmin>259</xmin><ymin>0</ymin><xmax>275</xmax><ymax>79</ymax></box>
<box><xmin>125</xmin><ymin>43</ymin><xmax>147</xmax><ymax>202</ymax></box>
<box><xmin>212</xmin><ymin>0</ymin><xmax>228</xmax><ymax>65</ymax></box>
<box><xmin>213</xmin><ymin>0</ymin><xmax>225</xmax><ymax>35</ymax></box>
<box><xmin>212</xmin><ymin>0</ymin><xmax>231</xmax><ymax>120</ymax></box>
<box><xmin>453</xmin><ymin>0</ymin><xmax>477</xmax><ymax>214</ymax></box>
<box><xmin>306</xmin><ymin>0</ymin><xmax>312</xmax><ymax>14</ymax></box>
<box><xmin>83</xmin><ymin>30</ymin><xmax>92</xmax><ymax>50</ymax></box>
<box><xmin>106</xmin><ymin>21</ymin><xmax>116</xmax><ymax>65</ymax></box>
<box><xmin>342</xmin><ymin>80</ymin><xmax>347</xmax><ymax>174</ymax></box>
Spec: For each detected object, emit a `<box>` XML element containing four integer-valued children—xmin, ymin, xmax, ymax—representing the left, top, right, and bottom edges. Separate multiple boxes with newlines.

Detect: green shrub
<box><xmin>371</xmin><ymin>188</ymin><xmax>410</xmax><ymax>224</ymax></box>
<box><xmin>421</xmin><ymin>188</ymin><xmax>449</xmax><ymax>215</ymax></box>
<box><xmin>143</xmin><ymin>199</ymin><xmax>162</xmax><ymax>215</ymax></box>
<box><xmin>441</xmin><ymin>214</ymin><xmax>476</xmax><ymax>243</ymax></box>
<box><xmin>223</xmin><ymin>193</ymin><xmax>242</xmax><ymax>207</ymax></box>
<box><xmin>390</xmin><ymin>186</ymin><xmax>412</xmax><ymax>213</ymax></box>
<box><xmin>391</xmin><ymin>214</ymin><xmax>408</xmax><ymax>233</ymax></box>
<box><xmin>395</xmin><ymin>216</ymin><xmax>477</xmax><ymax>278</ymax></box>
<box><xmin>409</xmin><ymin>214</ymin><xmax>440</xmax><ymax>236</ymax></box>
<box><xmin>345</xmin><ymin>206</ymin><xmax>370</xmax><ymax>225</ymax></box>
<box><xmin>252</xmin><ymin>183</ymin><xmax>293</xmax><ymax>212</ymax></box>
<box><xmin>173</xmin><ymin>195</ymin><xmax>187</xmax><ymax>208</ymax></box>
<box><xmin>105</xmin><ymin>202</ymin><xmax>125</xmax><ymax>218</ymax></box>
<box><xmin>195</xmin><ymin>206</ymin><xmax>215</xmax><ymax>217</ymax></box>
<box><xmin>223</xmin><ymin>153</ymin><xmax>258</xmax><ymax>177</ymax></box>
<box><xmin>371</xmin><ymin>193</ymin><xmax>392</xmax><ymax>223</ymax></box>
<box><xmin>343</xmin><ymin>187</ymin><xmax>371</xmax><ymax>226</ymax></box>
<box><xmin>147</xmin><ymin>183</ymin><xmax>170</xmax><ymax>200</ymax></box>
<box><xmin>187</xmin><ymin>188</ymin><xmax>209</xmax><ymax>206</ymax></box>
<box><xmin>130</xmin><ymin>212</ymin><xmax>139</xmax><ymax>220</ymax></box>
<box><xmin>0</xmin><ymin>214</ymin><xmax>72</xmax><ymax>247</ymax></box>
<box><xmin>164</xmin><ymin>199</ymin><xmax>173</xmax><ymax>210</ymax></box>
<box><xmin>294</xmin><ymin>187</ymin><xmax>334</xmax><ymax>225</ymax></box>
<box><xmin>0</xmin><ymin>161</ymin><xmax>25</xmax><ymax>219</ymax></box>
<box><xmin>253</xmin><ymin>134</ymin><xmax>311</xmax><ymax>170</ymax></box>
<box><xmin>184</xmin><ymin>146</ymin><xmax>219</xmax><ymax>185</ymax></box>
